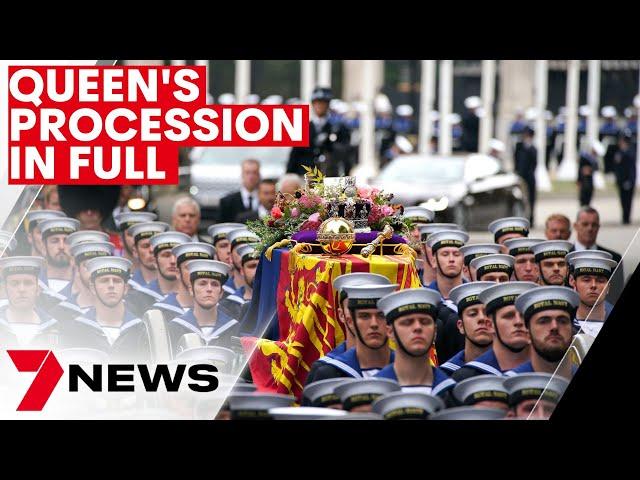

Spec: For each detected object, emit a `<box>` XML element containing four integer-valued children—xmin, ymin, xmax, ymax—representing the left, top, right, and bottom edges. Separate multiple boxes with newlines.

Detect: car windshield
<box><xmin>378</xmin><ymin>155</ymin><xmax>466</xmax><ymax>183</ymax></box>
<box><xmin>190</xmin><ymin>146</ymin><xmax>291</xmax><ymax>165</ymax></box>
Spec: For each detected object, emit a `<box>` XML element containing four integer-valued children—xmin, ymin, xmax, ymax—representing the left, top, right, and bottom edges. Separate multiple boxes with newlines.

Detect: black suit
<box><xmin>218</xmin><ymin>191</ymin><xmax>254</xmax><ymax>223</ymax></box>
<box><xmin>461</xmin><ymin>111</ymin><xmax>479</xmax><ymax>153</ymax></box>
<box><xmin>514</xmin><ymin>141</ymin><xmax>537</xmax><ymax>225</ymax></box>
<box><xmin>570</xmin><ymin>244</ymin><xmax>623</xmax><ymax>304</ymax></box>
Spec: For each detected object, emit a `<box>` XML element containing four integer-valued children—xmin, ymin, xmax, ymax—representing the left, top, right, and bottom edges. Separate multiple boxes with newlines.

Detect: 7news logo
<box><xmin>6</xmin><ymin>350</ymin><xmax>219</xmax><ymax>411</ymax></box>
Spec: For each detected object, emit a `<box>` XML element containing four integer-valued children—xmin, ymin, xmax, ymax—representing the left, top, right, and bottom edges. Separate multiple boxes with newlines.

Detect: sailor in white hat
<box><xmin>38</xmin><ymin>218</ymin><xmax>80</xmax><ymax>293</ymax></box>
<box><xmin>224</xmin><ymin>228</ymin><xmax>260</xmax><ymax>299</ymax></box>
<box><xmin>531</xmin><ymin>240</ymin><xmax>573</xmax><ymax>286</ymax></box>
<box><xmin>460</xmin><ymin>243</ymin><xmax>503</xmax><ymax>281</ymax></box>
<box><xmin>488</xmin><ymin>138</ymin><xmax>506</xmax><ymax>160</ymax></box>
<box><xmin>442</xmin><ymin>282</ymin><xmax>496</xmax><ymax>375</ymax></box>
<box><xmin>567</xmin><ymin>253</ymin><xmax>617</xmax><ymax>337</ymax></box>
<box><xmin>504</xmin><ymin>372</ymin><xmax>568</xmax><ymax>419</ymax></box>
<box><xmin>425</xmin><ymin>230</ymin><xmax>469</xmax><ymax>303</ymax></box>
<box><xmin>506</xmin><ymin>286</ymin><xmax>579</xmax><ymax>379</ymax></box>
<box><xmin>375</xmin><ymin>288</ymin><xmax>456</xmax><ymax>400</ymax></box>
<box><xmin>452</xmin><ymin>282</ymin><xmax>538</xmax><ymax>381</ymax></box>
<box><xmin>393</xmin><ymin>105</ymin><xmax>415</xmax><ymax>134</ymax></box>
<box><xmin>488</xmin><ymin>216</ymin><xmax>530</xmax><ymax>247</ymax></box>
<box><xmin>23</xmin><ymin>209</ymin><xmax>66</xmax><ymax>257</ymax></box>
<box><xmin>302</xmin><ymin>378</ymin><xmax>353</xmax><ymax>408</ymax></box>
<box><xmin>403</xmin><ymin>206</ymin><xmax>435</xmax><ymax>260</ymax></box>
<box><xmin>0</xmin><ymin>231</ymin><xmax>17</xmax><ymax>257</ymax></box>
<box><xmin>167</xmin><ymin>260</ymin><xmax>239</xmax><ymax>354</ymax></box>
<box><xmin>335</xmin><ymin>378</ymin><xmax>401</xmax><ymax>413</ymax></box>
<box><xmin>217</xmin><ymin>243</ymin><xmax>259</xmax><ymax>322</ymax></box>
<box><xmin>207</xmin><ymin>223</ymin><xmax>245</xmax><ymax>268</ymax></box>
<box><xmin>65</xmin><ymin>230</ymin><xmax>110</xmax><ymax>249</ymax></box>
<box><xmin>418</xmin><ymin>223</ymin><xmax>461</xmax><ymax>286</ymax></box>
<box><xmin>306</xmin><ymin>284</ymin><xmax>398</xmax><ymax>383</ymax></box>
<box><xmin>469</xmin><ymin>254</ymin><xmax>515</xmax><ymax>283</ymax></box>
<box><xmin>371</xmin><ymin>391</ymin><xmax>445</xmax><ymax>419</ymax></box>
<box><xmin>126</xmin><ymin>221</ymin><xmax>170</xmax><ymax>290</ymax></box>
<box><xmin>503</xmin><ymin>237</ymin><xmax>544</xmax><ymax>283</ymax></box>
<box><xmin>113</xmin><ymin>211</ymin><xmax>157</xmax><ymax>266</ymax></box>
<box><xmin>452</xmin><ymin>375</ymin><xmax>509</xmax><ymax>411</ymax></box>
<box><xmin>429</xmin><ymin>406</ymin><xmax>506</xmax><ymax>420</ymax></box>
<box><xmin>171</xmin><ymin>242</ymin><xmax>217</xmax><ymax>310</ymax></box>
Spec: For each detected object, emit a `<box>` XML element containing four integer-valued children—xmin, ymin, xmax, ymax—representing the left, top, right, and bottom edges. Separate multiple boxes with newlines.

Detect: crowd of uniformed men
<box><xmin>0</xmin><ymin>175</ymin><xmax>622</xmax><ymax>419</ymax></box>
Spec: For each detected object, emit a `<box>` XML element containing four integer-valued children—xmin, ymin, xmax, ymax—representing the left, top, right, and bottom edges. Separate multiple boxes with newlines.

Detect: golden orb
<box><xmin>317</xmin><ymin>217</ymin><xmax>355</xmax><ymax>256</ymax></box>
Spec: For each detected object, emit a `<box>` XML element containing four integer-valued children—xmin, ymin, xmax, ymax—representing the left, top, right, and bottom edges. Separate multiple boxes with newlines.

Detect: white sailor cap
<box><xmin>114</xmin><ymin>211</ymin><xmax>157</xmax><ymax>232</ymax></box>
<box><xmin>187</xmin><ymin>259</ymin><xmax>231</xmax><ymax>285</ymax></box>
<box><xmin>0</xmin><ymin>256</ymin><xmax>45</xmax><ymax>277</ymax></box>
<box><xmin>488</xmin><ymin>217</ymin><xmax>530</xmax><ymax>243</ymax></box>
<box><xmin>303</xmin><ymin>378</ymin><xmax>353</xmax><ymax>408</ymax></box>
<box><xmin>592</xmin><ymin>140</ymin><xmax>606</xmax><ymax>157</ymax></box>
<box><xmin>244</xmin><ymin>93</ymin><xmax>261</xmax><ymax>104</ymax></box>
<box><xmin>569</xmin><ymin>256</ymin><xmax>617</xmax><ymax>279</ymax></box>
<box><xmin>449</xmin><ymin>113</ymin><xmax>461</xmax><ymax>124</ymax></box>
<box><xmin>268</xmin><ymin>406</ymin><xmax>348</xmax><ymax>420</ymax></box>
<box><xmin>418</xmin><ymin>223</ymin><xmax>461</xmax><ymax>243</ymax></box>
<box><xmin>403</xmin><ymin>206</ymin><xmax>435</xmax><ymax>225</ymax></box>
<box><xmin>531</xmin><ymin>240</ymin><xmax>572</xmax><ymax>262</ymax></box>
<box><xmin>236</xmin><ymin>243</ymin><xmax>260</xmax><ymax>265</ymax></box>
<box><xmin>207</xmin><ymin>223</ymin><xmax>246</xmax><ymax>244</ymax></box>
<box><xmin>600</xmin><ymin>105</ymin><xmax>617</xmax><ymax>118</ymax></box>
<box><xmin>578</xmin><ymin>105</ymin><xmax>590</xmax><ymax>117</ymax></box>
<box><xmin>39</xmin><ymin>218</ymin><xmax>80</xmax><ymax>239</ymax></box>
<box><xmin>464</xmin><ymin>96</ymin><xmax>482</xmax><ymax>110</ymax></box>
<box><xmin>503</xmin><ymin>237</ymin><xmax>545</xmax><ymax>257</ymax></box>
<box><xmin>504</xmin><ymin>372</ymin><xmax>569</xmax><ymax>407</ymax></box>
<box><xmin>342</xmin><ymin>284</ymin><xmax>399</xmax><ymax>310</ymax></box>
<box><xmin>0</xmin><ymin>231</ymin><xmax>17</xmax><ymax>254</ymax></box>
<box><xmin>65</xmin><ymin>230</ymin><xmax>110</xmax><ymax>248</ymax></box>
<box><xmin>371</xmin><ymin>391</ymin><xmax>445</xmax><ymax>420</ymax></box>
<box><xmin>396</xmin><ymin>104</ymin><xmax>414</xmax><ymax>117</ymax></box>
<box><xmin>525</xmin><ymin>107</ymin><xmax>538</xmax><ymax>121</ymax></box>
<box><xmin>217</xmin><ymin>93</ymin><xmax>235</xmax><ymax>105</ymax></box>
<box><xmin>515</xmin><ymin>286</ymin><xmax>579</xmax><ymax>323</ymax></box>
<box><xmin>377</xmin><ymin>287</ymin><xmax>442</xmax><ymax>324</ymax></box>
<box><xmin>488</xmin><ymin>138</ymin><xmax>506</xmax><ymax>153</ymax></box>
<box><xmin>227</xmin><ymin>392</ymin><xmax>295</xmax><ymax>419</ymax></box>
<box><xmin>261</xmin><ymin>94</ymin><xmax>283</xmax><ymax>105</ymax></box>
<box><xmin>128</xmin><ymin>221</ymin><xmax>170</xmax><ymax>244</ymax></box>
<box><xmin>453</xmin><ymin>374</ymin><xmax>509</xmax><ymax>406</ymax></box>
<box><xmin>479</xmin><ymin>281</ymin><xmax>539</xmax><ymax>316</ymax></box>
<box><xmin>429</xmin><ymin>406</ymin><xmax>507</xmax><ymax>420</ymax></box>
<box><xmin>24</xmin><ymin>209</ymin><xmax>66</xmax><ymax>232</ymax></box>
<box><xmin>171</xmin><ymin>242</ymin><xmax>216</xmax><ymax>266</ymax></box>
<box><xmin>333</xmin><ymin>272</ymin><xmax>391</xmax><ymax>303</ymax></box>
<box><xmin>227</xmin><ymin>228</ymin><xmax>260</xmax><ymax>249</ymax></box>
<box><xmin>174</xmin><ymin>346</ymin><xmax>236</xmax><ymax>373</ymax></box>
<box><xmin>470</xmin><ymin>254</ymin><xmax>515</xmax><ymax>280</ymax></box>
<box><xmin>459</xmin><ymin>243</ymin><xmax>502</xmax><ymax>266</ymax></box>
<box><xmin>565</xmin><ymin>249</ymin><xmax>613</xmax><ymax>265</ymax></box>
<box><xmin>70</xmin><ymin>241</ymin><xmax>114</xmax><ymax>263</ymax></box>
<box><xmin>149</xmin><ymin>231</ymin><xmax>191</xmax><ymax>255</ymax></box>
<box><xmin>334</xmin><ymin>378</ymin><xmax>401</xmax><ymax>411</ymax></box>
<box><xmin>426</xmin><ymin>229</ymin><xmax>469</xmax><ymax>252</ymax></box>
<box><xmin>449</xmin><ymin>281</ymin><xmax>496</xmax><ymax>313</ymax></box>
<box><xmin>86</xmin><ymin>256</ymin><xmax>132</xmax><ymax>280</ymax></box>
<box><xmin>374</xmin><ymin>93</ymin><xmax>392</xmax><ymax>114</ymax></box>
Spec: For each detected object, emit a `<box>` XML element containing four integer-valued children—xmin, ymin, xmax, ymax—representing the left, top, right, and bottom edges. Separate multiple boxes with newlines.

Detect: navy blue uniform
<box><xmin>304</xmin><ymin>347</ymin><xmax>394</xmax><ymax>385</ymax></box>
<box><xmin>451</xmin><ymin>348</ymin><xmax>508</xmax><ymax>381</ymax></box>
<box><xmin>167</xmin><ymin>308</ymin><xmax>239</xmax><ymax>356</ymax></box>
<box><xmin>374</xmin><ymin>363</ymin><xmax>456</xmax><ymax>399</ymax></box>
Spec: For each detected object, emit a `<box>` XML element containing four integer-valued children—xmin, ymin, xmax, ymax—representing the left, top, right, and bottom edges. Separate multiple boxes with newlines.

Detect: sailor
<box><xmin>418</xmin><ymin>222</ymin><xmax>460</xmax><ymax>286</ymax></box>
<box><xmin>113</xmin><ymin>211</ymin><xmax>158</xmax><ymax>268</ymax></box>
<box><xmin>302</xmin><ymin>378</ymin><xmax>353</xmax><ymax>409</ymax></box>
<box><xmin>531</xmin><ymin>240</ymin><xmax>573</xmax><ymax>286</ymax></box>
<box><xmin>429</xmin><ymin>406</ymin><xmax>507</xmax><ymax>420</ymax></box>
<box><xmin>459</xmin><ymin>243</ymin><xmax>501</xmax><ymax>281</ymax></box>
<box><xmin>469</xmin><ymin>254</ymin><xmax>515</xmax><ymax>283</ymax></box>
<box><xmin>506</xmin><ymin>286</ymin><xmax>579</xmax><ymax>380</ymax></box>
<box><xmin>56</xmin><ymin>230</ymin><xmax>109</xmax><ymax>300</ymax></box>
<box><xmin>218</xmin><ymin>243</ymin><xmax>259</xmax><ymax>321</ymax></box>
<box><xmin>168</xmin><ymin>260</ymin><xmax>240</xmax><ymax>353</ymax></box>
<box><xmin>375</xmin><ymin>288</ymin><xmax>456</xmax><ymax>400</ymax></box>
<box><xmin>207</xmin><ymin>223</ymin><xmax>245</xmax><ymax>269</ymax></box>
<box><xmin>304</xmin><ymin>284</ymin><xmax>398</xmax><ymax>383</ymax></box>
<box><xmin>403</xmin><ymin>206</ymin><xmax>435</xmax><ymax>244</ymax></box>
<box><xmin>504</xmin><ymin>372</ymin><xmax>569</xmax><ymax>419</ymax></box>
<box><xmin>452</xmin><ymin>281</ymin><xmax>538</xmax><ymax>381</ymax></box>
<box><xmin>224</xmin><ymin>228</ymin><xmax>260</xmax><ymax>299</ymax></box>
<box><xmin>147</xmin><ymin>231</ymin><xmax>191</xmax><ymax>320</ymax></box>
<box><xmin>452</xmin><ymin>375</ymin><xmax>510</xmax><ymax>411</ymax></box>
<box><xmin>503</xmin><ymin>237</ymin><xmax>544</xmax><ymax>282</ymax></box>
<box><xmin>567</xmin><ymin>252</ymin><xmax>617</xmax><ymax>337</ymax></box>
<box><xmin>23</xmin><ymin>209</ymin><xmax>66</xmax><ymax>257</ymax></box>
<box><xmin>371</xmin><ymin>391</ymin><xmax>445</xmax><ymax>420</ymax></box>
<box><xmin>488</xmin><ymin>216</ymin><xmax>530</xmax><ymax>250</ymax></box>
<box><xmin>37</xmin><ymin>217</ymin><xmax>80</xmax><ymax>293</ymax></box>
<box><xmin>334</xmin><ymin>378</ymin><xmax>401</xmax><ymax>413</ymax></box>
<box><xmin>425</xmin><ymin>229</ymin><xmax>469</xmax><ymax>304</ymax></box>
<box><xmin>442</xmin><ymin>282</ymin><xmax>495</xmax><ymax>375</ymax></box>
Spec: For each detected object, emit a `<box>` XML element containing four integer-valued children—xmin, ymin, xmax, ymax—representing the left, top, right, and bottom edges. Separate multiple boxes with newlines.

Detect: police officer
<box><xmin>286</xmin><ymin>87</ymin><xmax>351</xmax><ymax>177</ymax></box>
<box><xmin>613</xmin><ymin>129</ymin><xmax>637</xmax><ymax>225</ymax></box>
<box><xmin>513</xmin><ymin>126</ymin><xmax>537</xmax><ymax>226</ymax></box>
<box><xmin>503</xmin><ymin>237</ymin><xmax>543</xmax><ymax>282</ymax></box>
<box><xmin>460</xmin><ymin>243</ymin><xmax>502</xmax><ymax>281</ymax></box>
<box><xmin>225</xmin><ymin>228</ymin><xmax>260</xmax><ymax>299</ymax></box>
<box><xmin>305</xmin><ymin>284</ymin><xmax>397</xmax><ymax>383</ymax></box>
<box><xmin>488</xmin><ymin>217</ymin><xmax>530</xmax><ymax>251</ymax></box>
<box><xmin>375</xmin><ymin>288</ymin><xmax>456</xmax><ymax>400</ymax></box>
<box><xmin>578</xmin><ymin>141</ymin><xmax>605</xmax><ymax>207</ymax></box>
<box><xmin>442</xmin><ymin>282</ymin><xmax>495</xmax><ymax>374</ymax></box>
<box><xmin>469</xmin><ymin>254</ymin><xmax>515</xmax><ymax>283</ymax></box>
<box><xmin>113</xmin><ymin>211</ymin><xmax>157</xmax><ymax>267</ymax></box>
<box><xmin>567</xmin><ymin>252</ymin><xmax>617</xmax><ymax>337</ymax></box>
<box><xmin>218</xmin><ymin>243</ymin><xmax>259</xmax><ymax>321</ymax></box>
<box><xmin>507</xmin><ymin>286</ymin><xmax>579</xmax><ymax>380</ymax></box>
<box><xmin>452</xmin><ymin>281</ymin><xmax>538</xmax><ymax>381</ymax></box>
<box><xmin>531</xmin><ymin>240</ymin><xmax>573</xmax><ymax>286</ymax></box>
<box><xmin>168</xmin><ymin>260</ymin><xmax>239</xmax><ymax>354</ymax></box>
<box><xmin>38</xmin><ymin>217</ymin><xmax>80</xmax><ymax>293</ymax></box>
<box><xmin>504</xmin><ymin>372</ymin><xmax>569</xmax><ymax>419</ymax></box>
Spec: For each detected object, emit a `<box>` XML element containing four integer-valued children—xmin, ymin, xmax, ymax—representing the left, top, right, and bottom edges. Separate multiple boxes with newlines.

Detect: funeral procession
<box><xmin>2</xmin><ymin>59</ymin><xmax>639</xmax><ymax>420</ymax></box>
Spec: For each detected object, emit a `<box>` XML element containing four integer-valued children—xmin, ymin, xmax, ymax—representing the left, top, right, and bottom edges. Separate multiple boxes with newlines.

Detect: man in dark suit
<box><xmin>286</xmin><ymin>87</ymin><xmax>351</xmax><ymax>177</ymax></box>
<box><xmin>514</xmin><ymin>126</ymin><xmax>537</xmax><ymax>227</ymax></box>
<box><xmin>613</xmin><ymin>130</ymin><xmax>637</xmax><ymax>225</ymax></box>
<box><xmin>217</xmin><ymin>159</ymin><xmax>261</xmax><ymax>223</ymax></box>
<box><xmin>461</xmin><ymin>96</ymin><xmax>481</xmax><ymax>153</ymax></box>
<box><xmin>234</xmin><ymin>179</ymin><xmax>277</xmax><ymax>223</ymax></box>
<box><xmin>571</xmin><ymin>206</ymin><xmax>623</xmax><ymax>303</ymax></box>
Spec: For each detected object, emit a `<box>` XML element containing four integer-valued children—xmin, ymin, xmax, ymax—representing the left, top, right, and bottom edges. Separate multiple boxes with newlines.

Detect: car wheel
<box><xmin>453</xmin><ymin>204</ymin><xmax>469</xmax><ymax>229</ymax></box>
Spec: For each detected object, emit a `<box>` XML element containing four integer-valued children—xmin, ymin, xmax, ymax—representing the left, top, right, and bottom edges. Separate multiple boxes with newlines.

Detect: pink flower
<box><xmin>291</xmin><ymin>208</ymin><xmax>300</xmax><ymax>218</ymax></box>
<box><xmin>358</xmin><ymin>186</ymin><xmax>373</xmax><ymax>199</ymax></box>
<box><xmin>381</xmin><ymin>205</ymin><xmax>394</xmax><ymax>216</ymax></box>
<box><xmin>271</xmin><ymin>206</ymin><xmax>283</xmax><ymax>219</ymax></box>
<box><xmin>308</xmin><ymin>212</ymin><xmax>321</xmax><ymax>222</ymax></box>
<box><xmin>299</xmin><ymin>194</ymin><xmax>322</xmax><ymax>209</ymax></box>
<box><xmin>370</xmin><ymin>188</ymin><xmax>381</xmax><ymax>198</ymax></box>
